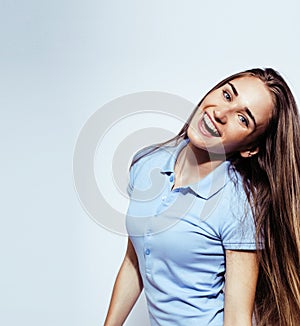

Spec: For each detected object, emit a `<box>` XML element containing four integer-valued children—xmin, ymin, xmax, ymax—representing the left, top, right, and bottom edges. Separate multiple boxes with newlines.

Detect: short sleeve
<box><xmin>221</xmin><ymin>188</ymin><xmax>257</xmax><ymax>251</ymax></box>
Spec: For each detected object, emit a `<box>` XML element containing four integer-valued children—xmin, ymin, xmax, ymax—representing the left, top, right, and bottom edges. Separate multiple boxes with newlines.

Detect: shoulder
<box><xmin>131</xmin><ymin>141</ymin><xmax>180</xmax><ymax>172</ymax></box>
<box><xmin>127</xmin><ymin>142</ymin><xmax>177</xmax><ymax>196</ymax></box>
<box><xmin>132</xmin><ymin>145</ymin><xmax>169</xmax><ymax>166</ymax></box>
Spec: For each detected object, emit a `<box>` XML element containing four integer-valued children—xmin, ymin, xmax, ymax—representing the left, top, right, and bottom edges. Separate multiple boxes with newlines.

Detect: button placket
<box><xmin>144</xmin><ymin>220</ymin><xmax>152</xmax><ymax>273</ymax></box>
<box><xmin>144</xmin><ymin>242</ymin><xmax>152</xmax><ymax>274</ymax></box>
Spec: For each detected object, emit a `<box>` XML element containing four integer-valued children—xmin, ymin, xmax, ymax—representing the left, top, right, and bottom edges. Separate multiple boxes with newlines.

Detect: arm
<box><xmin>104</xmin><ymin>238</ymin><xmax>143</xmax><ymax>326</ymax></box>
<box><xmin>224</xmin><ymin>250</ymin><xmax>259</xmax><ymax>326</ymax></box>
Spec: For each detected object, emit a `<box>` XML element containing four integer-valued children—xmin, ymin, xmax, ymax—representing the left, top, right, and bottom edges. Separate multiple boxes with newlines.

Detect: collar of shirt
<box><xmin>160</xmin><ymin>138</ymin><xmax>230</xmax><ymax>200</ymax></box>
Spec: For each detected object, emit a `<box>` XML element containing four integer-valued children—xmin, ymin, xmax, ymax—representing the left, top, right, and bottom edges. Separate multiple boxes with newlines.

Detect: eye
<box><xmin>238</xmin><ymin>114</ymin><xmax>249</xmax><ymax>127</ymax></box>
<box><xmin>223</xmin><ymin>90</ymin><xmax>231</xmax><ymax>101</ymax></box>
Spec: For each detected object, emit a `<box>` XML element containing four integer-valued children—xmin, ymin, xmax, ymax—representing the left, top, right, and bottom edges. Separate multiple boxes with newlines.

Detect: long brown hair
<box><xmin>228</xmin><ymin>68</ymin><xmax>300</xmax><ymax>325</ymax></box>
<box><xmin>132</xmin><ymin>68</ymin><xmax>300</xmax><ymax>325</ymax></box>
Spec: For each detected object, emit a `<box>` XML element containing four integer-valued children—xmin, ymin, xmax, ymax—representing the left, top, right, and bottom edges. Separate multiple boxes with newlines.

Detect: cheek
<box><xmin>222</xmin><ymin>126</ymin><xmax>247</xmax><ymax>145</ymax></box>
<box><xmin>224</xmin><ymin>130</ymin><xmax>251</xmax><ymax>152</ymax></box>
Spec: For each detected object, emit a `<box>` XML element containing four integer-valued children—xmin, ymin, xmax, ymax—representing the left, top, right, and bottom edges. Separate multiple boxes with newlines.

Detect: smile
<box><xmin>202</xmin><ymin>113</ymin><xmax>221</xmax><ymax>137</ymax></box>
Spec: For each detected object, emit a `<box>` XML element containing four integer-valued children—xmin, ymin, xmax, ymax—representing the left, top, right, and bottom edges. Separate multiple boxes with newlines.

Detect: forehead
<box><xmin>229</xmin><ymin>76</ymin><xmax>273</xmax><ymax>107</ymax></box>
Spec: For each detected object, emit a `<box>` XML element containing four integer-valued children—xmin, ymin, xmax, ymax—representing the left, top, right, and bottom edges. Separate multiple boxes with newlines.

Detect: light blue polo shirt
<box><xmin>126</xmin><ymin>139</ymin><xmax>256</xmax><ymax>326</ymax></box>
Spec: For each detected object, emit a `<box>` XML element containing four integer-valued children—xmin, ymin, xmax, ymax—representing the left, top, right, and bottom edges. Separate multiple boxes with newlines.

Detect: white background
<box><xmin>1</xmin><ymin>0</ymin><xmax>300</xmax><ymax>325</ymax></box>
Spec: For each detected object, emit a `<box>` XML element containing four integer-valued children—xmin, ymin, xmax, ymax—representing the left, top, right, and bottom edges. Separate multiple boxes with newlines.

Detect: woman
<box><xmin>104</xmin><ymin>68</ymin><xmax>300</xmax><ymax>325</ymax></box>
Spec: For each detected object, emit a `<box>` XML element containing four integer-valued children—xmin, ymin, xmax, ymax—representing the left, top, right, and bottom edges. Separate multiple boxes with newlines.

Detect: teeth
<box><xmin>203</xmin><ymin>113</ymin><xmax>220</xmax><ymax>136</ymax></box>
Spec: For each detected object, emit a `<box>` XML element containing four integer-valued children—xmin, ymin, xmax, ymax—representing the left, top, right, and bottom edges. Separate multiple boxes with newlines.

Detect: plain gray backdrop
<box><xmin>1</xmin><ymin>0</ymin><xmax>300</xmax><ymax>325</ymax></box>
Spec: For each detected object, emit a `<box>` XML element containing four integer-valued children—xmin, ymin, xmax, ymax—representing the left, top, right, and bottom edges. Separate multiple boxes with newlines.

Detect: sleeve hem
<box><xmin>223</xmin><ymin>243</ymin><xmax>257</xmax><ymax>250</ymax></box>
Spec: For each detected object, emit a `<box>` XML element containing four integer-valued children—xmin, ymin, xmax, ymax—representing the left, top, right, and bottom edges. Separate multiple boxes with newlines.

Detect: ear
<box><xmin>240</xmin><ymin>146</ymin><xmax>259</xmax><ymax>158</ymax></box>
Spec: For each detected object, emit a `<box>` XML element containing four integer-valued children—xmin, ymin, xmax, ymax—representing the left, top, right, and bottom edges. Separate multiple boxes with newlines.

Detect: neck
<box><xmin>174</xmin><ymin>143</ymin><xmax>225</xmax><ymax>187</ymax></box>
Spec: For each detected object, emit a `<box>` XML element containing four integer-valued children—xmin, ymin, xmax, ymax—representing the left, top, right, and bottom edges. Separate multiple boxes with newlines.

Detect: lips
<box><xmin>200</xmin><ymin>112</ymin><xmax>221</xmax><ymax>137</ymax></box>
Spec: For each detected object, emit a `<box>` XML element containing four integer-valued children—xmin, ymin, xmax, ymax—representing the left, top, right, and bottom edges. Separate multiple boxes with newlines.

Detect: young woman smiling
<box><xmin>104</xmin><ymin>68</ymin><xmax>300</xmax><ymax>326</ymax></box>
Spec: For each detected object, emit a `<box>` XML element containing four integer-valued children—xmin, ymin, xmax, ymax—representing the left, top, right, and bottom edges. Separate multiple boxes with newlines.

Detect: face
<box><xmin>187</xmin><ymin>76</ymin><xmax>274</xmax><ymax>156</ymax></box>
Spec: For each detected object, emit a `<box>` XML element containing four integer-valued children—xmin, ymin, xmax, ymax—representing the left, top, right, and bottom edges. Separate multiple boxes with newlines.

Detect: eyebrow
<box><xmin>227</xmin><ymin>82</ymin><xmax>257</xmax><ymax>128</ymax></box>
<box><xmin>245</xmin><ymin>108</ymin><xmax>257</xmax><ymax>128</ymax></box>
<box><xmin>228</xmin><ymin>82</ymin><xmax>239</xmax><ymax>97</ymax></box>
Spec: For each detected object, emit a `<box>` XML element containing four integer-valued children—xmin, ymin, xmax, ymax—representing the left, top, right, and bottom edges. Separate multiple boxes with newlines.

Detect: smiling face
<box><xmin>187</xmin><ymin>76</ymin><xmax>274</xmax><ymax>156</ymax></box>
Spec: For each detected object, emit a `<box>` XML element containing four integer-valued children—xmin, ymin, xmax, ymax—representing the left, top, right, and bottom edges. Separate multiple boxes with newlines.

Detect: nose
<box><xmin>213</xmin><ymin>108</ymin><xmax>229</xmax><ymax>124</ymax></box>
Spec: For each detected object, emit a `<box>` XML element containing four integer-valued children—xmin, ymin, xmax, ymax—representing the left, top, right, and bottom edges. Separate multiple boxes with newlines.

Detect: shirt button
<box><xmin>145</xmin><ymin>249</ymin><xmax>150</xmax><ymax>255</ymax></box>
<box><xmin>162</xmin><ymin>195</ymin><xmax>167</xmax><ymax>201</ymax></box>
<box><xmin>170</xmin><ymin>175</ymin><xmax>174</xmax><ymax>182</ymax></box>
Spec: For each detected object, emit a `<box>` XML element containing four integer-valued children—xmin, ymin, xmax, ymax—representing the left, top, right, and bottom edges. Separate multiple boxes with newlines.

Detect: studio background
<box><xmin>1</xmin><ymin>1</ymin><xmax>299</xmax><ymax>325</ymax></box>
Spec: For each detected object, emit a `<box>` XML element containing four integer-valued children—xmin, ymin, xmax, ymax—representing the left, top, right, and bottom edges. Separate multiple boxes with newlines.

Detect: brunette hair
<box><xmin>131</xmin><ymin>68</ymin><xmax>300</xmax><ymax>325</ymax></box>
<box><xmin>226</xmin><ymin>68</ymin><xmax>300</xmax><ymax>325</ymax></box>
